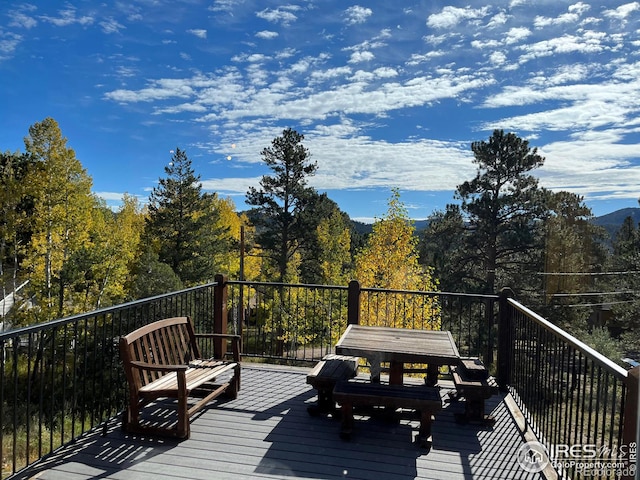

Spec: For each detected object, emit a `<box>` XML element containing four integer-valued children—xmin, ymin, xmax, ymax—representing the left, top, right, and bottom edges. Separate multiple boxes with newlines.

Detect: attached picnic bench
<box><xmin>333</xmin><ymin>380</ymin><xmax>442</xmax><ymax>448</ymax></box>
<box><xmin>306</xmin><ymin>354</ymin><xmax>359</xmax><ymax>416</ymax></box>
<box><xmin>119</xmin><ymin>316</ymin><xmax>241</xmax><ymax>439</ymax></box>
<box><xmin>450</xmin><ymin>357</ymin><xmax>499</xmax><ymax>425</ymax></box>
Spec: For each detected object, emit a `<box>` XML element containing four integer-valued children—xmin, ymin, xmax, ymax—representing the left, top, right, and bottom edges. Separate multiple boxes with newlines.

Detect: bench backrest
<box><xmin>119</xmin><ymin>316</ymin><xmax>201</xmax><ymax>389</ymax></box>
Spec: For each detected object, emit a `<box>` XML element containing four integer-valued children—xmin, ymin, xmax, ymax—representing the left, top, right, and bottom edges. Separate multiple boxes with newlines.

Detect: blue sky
<box><xmin>1</xmin><ymin>1</ymin><xmax>640</xmax><ymax>222</ymax></box>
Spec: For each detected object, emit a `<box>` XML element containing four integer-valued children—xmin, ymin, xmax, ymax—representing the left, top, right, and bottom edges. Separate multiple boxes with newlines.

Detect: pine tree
<box><xmin>145</xmin><ymin>148</ymin><xmax>227</xmax><ymax>285</ymax></box>
<box><xmin>455</xmin><ymin>129</ymin><xmax>547</xmax><ymax>294</ymax></box>
<box><xmin>246</xmin><ymin>128</ymin><xmax>317</xmax><ymax>282</ymax></box>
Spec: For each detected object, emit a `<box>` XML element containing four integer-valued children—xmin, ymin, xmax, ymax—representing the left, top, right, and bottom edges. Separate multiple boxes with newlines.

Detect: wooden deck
<box><xmin>19</xmin><ymin>365</ymin><xmax>547</xmax><ymax>480</ymax></box>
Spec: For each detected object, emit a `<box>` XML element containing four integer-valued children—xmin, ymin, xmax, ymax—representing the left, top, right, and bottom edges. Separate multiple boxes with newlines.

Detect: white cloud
<box><xmin>187</xmin><ymin>29</ymin><xmax>207</xmax><ymax>39</ymax></box>
<box><xmin>487</xmin><ymin>11</ymin><xmax>509</xmax><ymax>29</ymax></box>
<box><xmin>489</xmin><ymin>51</ymin><xmax>507</xmax><ymax>65</ymax></box>
<box><xmin>604</xmin><ymin>2</ymin><xmax>640</xmax><ymax>21</ymax></box>
<box><xmin>517</xmin><ymin>33</ymin><xmax>605</xmax><ymax>64</ymax></box>
<box><xmin>504</xmin><ymin>27</ymin><xmax>531</xmax><ymax>44</ymax></box>
<box><xmin>534</xmin><ymin>11</ymin><xmax>581</xmax><ymax>29</ymax></box>
<box><xmin>256</xmin><ymin>6</ymin><xmax>300</xmax><ymax>26</ymax></box>
<box><xmin>0</xmin><ymin>31</ymin><xmax>22</xmax><ymax>60</ymax></box>
<box><xmin>100</xmin><ymin>18</ymin><xmax>124</xmax><ymax>34</ymax></box>
<box><xmin>40</xmin><ymin>7</ymin><xmax>94</xmax><ymax>27</ymax></box>
<box><xmin>256</xmin><ymin>30</ymin><xmax>278</xmax><ymax>39</ymax></box>
<box><xmin>348</xmin><ymin>51</ymin><xmax>374</xmax><ymax>63</ymax></box>
<box><xmin>344</xmin><ymin>6</ymin><xmax>373</xmax><ymax>25</ymax></box>
<box><xmin>426</xmin><ymin>6</ymin><xmax>490</xmax><ymax>29</ymax></box>
<box><xmin>8</xmin><ymin>5</ymin><xmax>38</xmax><ymax>29</ymax></box>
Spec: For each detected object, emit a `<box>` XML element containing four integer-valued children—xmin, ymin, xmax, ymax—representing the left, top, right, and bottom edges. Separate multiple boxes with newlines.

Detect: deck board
<box><xmin>19</xmin><ymin>365</ymin><xmax>547</xmax><ymax>480</ymax></box>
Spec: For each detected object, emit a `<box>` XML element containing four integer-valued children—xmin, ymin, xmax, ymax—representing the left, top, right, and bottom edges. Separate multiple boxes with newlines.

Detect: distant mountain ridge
<box><xmin>353</xmin><ymin>208</ymin><xmax>640</xmax><ymax>238</ymax></box>
<box><xmin>593</xmin><ymin>207</ymin><xmax>640</xmax><ymax>240</ymax></box>
<box><xmin>593</xmin><ymin>207</ymin><xmax>640</xmax><ymax>227</ymax></box>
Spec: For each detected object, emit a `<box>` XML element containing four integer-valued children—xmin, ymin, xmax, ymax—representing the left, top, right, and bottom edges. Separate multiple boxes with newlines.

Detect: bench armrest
<box><xmin>129</xmin><ymin>360</ymin><xmax>188</xmax><ymax>373</ymax></box>
<box><xmin>194</xmin><ymin>333</ymin><xmax>241</xmax><ymax>361</ymax></box>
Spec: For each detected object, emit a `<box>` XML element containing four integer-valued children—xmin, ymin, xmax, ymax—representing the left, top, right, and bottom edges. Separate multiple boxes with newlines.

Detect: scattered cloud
<box><xmin>256</xmin><ymin>6</ymin><xmax>301</xmax><ymax>26</ymax></box>
<box><xmin>39</xmin><ymin>7</ymin><xmax>94</xmax><ymax>27</ymax></box>
<box><xmin>0</xmin><ymin>31</ymin><xmax>22</xmax><ymax>60</ymax></box>
<box><xmin>344</xmin><ymin>6</ymin><xmax>373</xmax><ymax>25</ymax></box>
<box><xmin>4</xmin><ymin>1</ymin><xmax>640</xmax><ymax>218</ymax></box>
<box><xmin>100</xmin><ymin>18</ymin><xmax>124</xmax><ymax>34</ymax></box>
<box><xmin>8</xmin><ymin>5</ymin><xmax>38</xmax><ymax>29</ymax></box>
<box><xmin>348</xmin><ymin>51</ymin><xmax>374</xmax><ymax>63</ymax></box>
<box><xmin>187</xmin><ymin>29</ymin><xmax>207</xmax><ymax>39</ymax></box>
<box><xmin>256</xmin><ymin>30</ymin><xmax>278</xmax><ymax>39</ymax></box>
<box><xmin>426</xmin><ymin>6</ymin><xmax>490</xmax><ymax>29</ymax></box>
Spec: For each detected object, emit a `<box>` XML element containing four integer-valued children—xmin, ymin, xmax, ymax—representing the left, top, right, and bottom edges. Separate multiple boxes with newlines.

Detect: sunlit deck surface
<box><xmin>21</xmin><ymin>365</ymin><xmax>545</xmax><ymax>480</ymax></box>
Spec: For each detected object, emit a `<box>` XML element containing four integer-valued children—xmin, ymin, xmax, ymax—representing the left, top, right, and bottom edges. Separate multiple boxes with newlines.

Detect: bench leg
<box><xmin>224</xmin><ymin>365</ymin><xmax>241</xmax><ymax>400</ymax></box>
<box><xmin>339</xmin><ymin>402</ymin><xmax>354</xmax><ymax>440</ymax></box>
<box><xmin>417</xmin><ymin>410</ymin><xmax>434</xmax><ymax>449</ymax></box>
<box><xmin>455</xmin><ymin>397</ymin><xmax>496</xmax><ymax>426</ymax></box>
<box><xmin>307</xmin><ymin>386</ymin><xmax>338</xmax><ymax>416</ymax></box>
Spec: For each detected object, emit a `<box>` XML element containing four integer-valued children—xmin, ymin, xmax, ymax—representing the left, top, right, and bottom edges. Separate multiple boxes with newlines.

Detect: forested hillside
<box><xmin>2</xmin><ymin>120</ymin><xmax>639</xmax><ymax>359</ymax></box>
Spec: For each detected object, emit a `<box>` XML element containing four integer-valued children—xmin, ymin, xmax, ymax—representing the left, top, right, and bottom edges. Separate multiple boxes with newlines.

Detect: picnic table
<box><xmin>332</xmin><ymin>325</ymin><xmax>461</xmax><ymax>447</ymax></box>
<box><xmin>335</xmin><ymin>324</ymin><xmax>461</xmax><ymax>386</ymax></box>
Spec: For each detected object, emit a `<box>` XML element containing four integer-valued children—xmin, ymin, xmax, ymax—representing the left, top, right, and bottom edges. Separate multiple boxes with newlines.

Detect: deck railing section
<box><xmin>3</xmin><ymin>278</ymin><xmax>636</xmax><ymax>480</ymax></box>
<box><xmin>499</xmin><ymin>293</ymin><xmax>638</xmax><ymax>480</ymax></box>
<box><xmin>227</xmin><ymin>279</ymin><xmax>497</xmax><ymax>364</ymax></box>
<box><xmin>0</xmin><ymin>282</ymin><xmax>217</xmax><ymax>480</ymax></box>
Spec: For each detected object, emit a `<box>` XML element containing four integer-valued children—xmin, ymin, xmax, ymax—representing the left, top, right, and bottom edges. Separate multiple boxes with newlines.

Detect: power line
<box><xmin>528</xmin><ymin>291</ymin><xmax>638</xmax><ymax>297</ymax></box>
<box><xmin>536</xmin><ymin>271</ymin><xmax>640</xmax><ymax>276</ymax></box>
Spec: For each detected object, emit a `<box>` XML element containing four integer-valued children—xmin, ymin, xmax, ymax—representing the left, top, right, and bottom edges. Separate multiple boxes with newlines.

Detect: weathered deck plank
<box><xmin>20</xmin><ymin>365</ymin><xmax>546</xmax><ymax>480</ymax></box>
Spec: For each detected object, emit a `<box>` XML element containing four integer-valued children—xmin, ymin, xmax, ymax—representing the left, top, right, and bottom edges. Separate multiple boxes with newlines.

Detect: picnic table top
<box><xmin>335</xmin><ymin>324</ymin><xmax>461</xmax><ymax>366</ymax></box>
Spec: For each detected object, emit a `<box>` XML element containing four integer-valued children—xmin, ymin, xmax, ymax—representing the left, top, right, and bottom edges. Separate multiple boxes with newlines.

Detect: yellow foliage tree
<box><xmin>355</xmin><ymin>189</ymin><xmax>440</xmax><ymax>329</ymax></box>
<box><xmin>209</xmin><ymin>196</ymin><xmax>261</xmax><ymax>280</ymax></box>
<box><xmin>23</xmin><ymin>118</ymin><xmax>94</xmax><ymax>318</ymax></box>
<box><xmin>317</xmin><ymin>210</ymin><xmax>352</xmax><ymax>285</ymax></box>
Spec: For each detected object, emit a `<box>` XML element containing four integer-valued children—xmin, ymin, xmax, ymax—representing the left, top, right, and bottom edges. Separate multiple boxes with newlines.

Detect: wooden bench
<box><xmin>306</xmin><ymin>354</ymin><xmax>359</xmax><ymax>416</ymax></box>
<box><xmin>332</xmin><ymin>380</ymin><xmax>442</xmax><ymax>448</ymax></box>
<box><xmin>119</xmin><ymin>316</ymin><xmax>241</xmax><ymax>439</ymax></box>
<box><xmin>450</xmin><ymin>357</ymin><xmax>499</xmax><ymax>425</ymax></box>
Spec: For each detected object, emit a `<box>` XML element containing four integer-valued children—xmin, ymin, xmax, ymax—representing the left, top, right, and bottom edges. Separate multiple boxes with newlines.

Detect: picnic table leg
<box><xmin>370</xmin><ymin>358</ymin><xmax>381</xmax><ymax>383</ymax></box>
<box><xmin>417</xmin><ymin>410</ymin><xmax>434</xmax><ymax>449</ymax></box>
<box><xmin>425</xmin><ymin>364</ymin><xmax>439</xmax><ymax>387</ymax></box>
<box><xmin>389</xmin><ymin>361</ymin><xmax>404</xmax><ymax>385</ymax></box>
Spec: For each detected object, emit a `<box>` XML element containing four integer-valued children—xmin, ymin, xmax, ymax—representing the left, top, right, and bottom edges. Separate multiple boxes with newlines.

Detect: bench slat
<box><xmin>333</xmin><ymin>381</ymin><xmax>442</xmax><ymax>410</ymax></box>
<box><xmin>332</xmin><ymin>380</ymin><xmax>442</xmax><ymax>448</ymax></box>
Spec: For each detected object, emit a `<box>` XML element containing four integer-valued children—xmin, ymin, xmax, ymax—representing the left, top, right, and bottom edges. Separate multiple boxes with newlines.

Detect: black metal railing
<box><xmin>0</xmin><ymin>282</ymin><xmax>217</xmax><ymax>480</ymax></box>
<box><xmin>5</xmin><ymin>278</ymin><xmax>635</xmax><ymax>480</ymax></box>
<box><xmin>226</xmin><ymin>280</ymin><xmax>498</xmax><ymax>365</ymax></box>
<box><xmin>501</xmin><ymin>297</ymin><xmax>637</xmax><ymax>480</ymax></box>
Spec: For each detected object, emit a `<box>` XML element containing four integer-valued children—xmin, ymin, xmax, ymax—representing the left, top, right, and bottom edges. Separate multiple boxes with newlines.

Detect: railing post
<box><xmin>347</xmin><ymin>280</ymin><xmax>361</xmax><ymax>325</ymax></box>
<box><xmin>497</xmin><ymin>287</ymin><xmax>514</xmax><ymax>392</ymax></box>
<box><xmin>622</xmin><ymin>365</ymin><xmax>639</xmax><ymax>480</ymax></box>
<box><xmin>213</xmin><ymin>274</ymin><xmax>228</xmax><ymax>358</ymax></box>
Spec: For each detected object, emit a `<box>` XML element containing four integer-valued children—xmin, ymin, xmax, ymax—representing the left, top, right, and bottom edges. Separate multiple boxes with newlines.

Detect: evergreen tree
<box><xmin>246</xmin><ymin>128</ymin><xmax>317</xmax><ymax>282</ymax></box>
<box><xmin>298</xmin><ymin>192</ymin><xmax>350</xmax><ymax>284</ymax></box>
<box><xmin>608</xmin><ymin>211</ymin><xmax>640</xmax><ymax>352</ymax></box>
<box><xmin>455</xmin><ymin>129</ymin><xmax>547</xmax><ymax>294</ymax></box>
<box><xmin>145</xmin><ymin>148</ymin><xmax>227</xmax><ymax>285</ymax></box>
<box><xmin>538</xmin><ymin>191</ymin><xmax>608</xmax><ymax>331</ymax></box>
<box><xmin>419</xmin><ymin>204</ymin><xmax>467</xmax><ymax>293</ymax></box>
